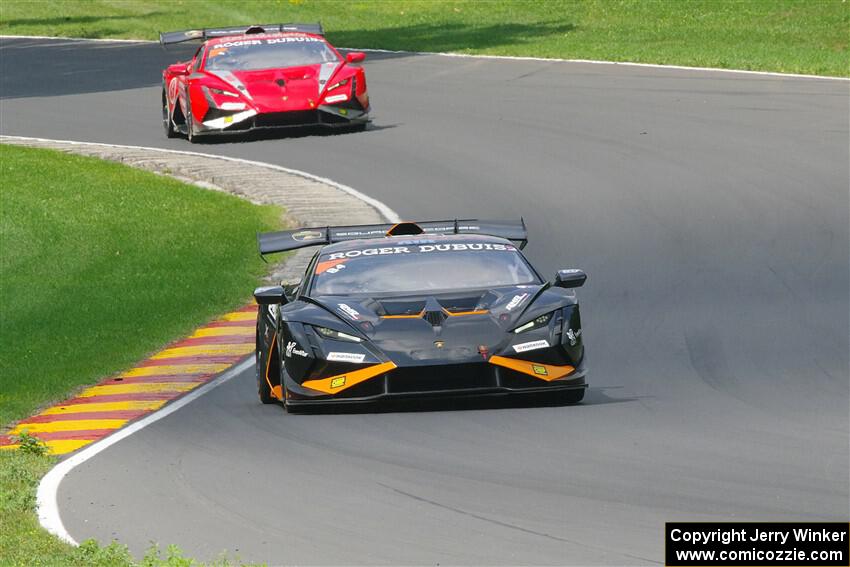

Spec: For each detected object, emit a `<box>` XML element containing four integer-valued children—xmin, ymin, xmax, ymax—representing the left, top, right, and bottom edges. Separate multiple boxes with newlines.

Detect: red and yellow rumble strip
<box><xmin>0</xmin><ymin>305</ymin><xmax>256</xmax><ymax>456</ymax></box>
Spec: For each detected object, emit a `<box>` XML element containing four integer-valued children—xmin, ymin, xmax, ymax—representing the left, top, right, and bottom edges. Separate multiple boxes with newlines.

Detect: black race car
<box><xmin>253</xmin><ymin>220</ymin><xmax>587</xmax><ymax>411</ymax></box>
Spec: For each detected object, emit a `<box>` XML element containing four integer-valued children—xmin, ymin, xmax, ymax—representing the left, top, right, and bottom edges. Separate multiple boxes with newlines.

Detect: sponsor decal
<box><xmin>167</xmin><ymin>77</ymin><xmax>179</xmax><ymax>101</ymax></box>
<box><xmin>315</xmin><ymin>259</ymin><xmax>348</xmax><ymax>275</ymax></box>
<box><xmin>506</xmin><ymin>293</ymin><xmax>529</xmax><ymax>311</ymax></box>
<box><xmin>330</xmin><ymin>376</ymin><xmax>346</xmax><ymax>388</ymax></box>
<box><xmin>513</xmin><ymin>339</ymin><xmax>550</xmax><ymax>353</ymax></box>
<box><xmin>326</xmin><ymin>242</ymin><xmax>515</xmax><ymax>261</ymax></box>
<box><xmin>566</xmin><ymin>328</ymin><xmax>582</xmax><ymax>346</ymax></box>
<box><xmin>265</xmin><ymin>36</ymin><xmax>323</xmax><ymax>44</ymax></box>
<box><xmin>268</xmin><ymin>305</ymin><xmax>277</xmax><ymax>321</ymax></box>
<box><xmin>217</xmin><ymin>39</ymin><xmax>263</xmax><ymax>48</ymax></box>
<box><xmin>337</xmin><ymin>303</ymin><xmax>360</xmax><ymax>320</ymax></box>
<box><xmin>292</xmin><ymin>230</ymin><xmax>324</xmax><ymax>242</ymax></box>
<box><xmin>327</xmin><ymin>352</ymin><xmax>366</xmax><ymax>363</ymax></box>
<box><xmin>285</xmin><ymin>341</ymin><xmax>309</xmax><ymax>358</ymax></box>
<box><xmin>532</xmin><ymin>364</ymin><xmax>548</xmax><ymax>376</ymax></box>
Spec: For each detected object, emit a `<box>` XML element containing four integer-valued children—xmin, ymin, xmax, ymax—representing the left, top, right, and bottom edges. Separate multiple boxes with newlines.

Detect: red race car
<box><xmin>160</xmin><ymin>24</ymin><xmax>370</xmax><ymax>142</ymax></box>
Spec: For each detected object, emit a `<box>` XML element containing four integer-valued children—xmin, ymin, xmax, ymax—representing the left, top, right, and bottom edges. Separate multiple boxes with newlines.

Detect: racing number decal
<box><xmin>167</xmin><ymin>77</ymin><xmax>179</xmax><ymax>103</ymax></box>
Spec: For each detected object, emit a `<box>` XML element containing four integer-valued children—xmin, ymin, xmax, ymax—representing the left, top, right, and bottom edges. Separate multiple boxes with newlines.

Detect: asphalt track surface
<box><xmin>1</xmin><ymin>38</ymin><xmax>848</xmax><ymax>564</ymax></box>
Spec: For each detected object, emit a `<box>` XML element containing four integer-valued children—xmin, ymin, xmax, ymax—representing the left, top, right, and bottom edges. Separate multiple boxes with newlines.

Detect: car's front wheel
<box><xmin>256</xmin><ymin>331</ymin><xmax>278</xmax><ymax>405</ymax></box>
<box><xmin>162</xmin><ymin>88</ymin><xmax>177</xmax><ymax>138</ymax></box>
<box><xmin>185</xmin><ymin>96</ymin><xmax>200</xmax><ymax>143</ymax></box>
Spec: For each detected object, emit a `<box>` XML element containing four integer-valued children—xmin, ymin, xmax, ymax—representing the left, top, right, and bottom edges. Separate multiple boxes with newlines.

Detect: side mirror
<box><xmin>254</xmin><ymin>285</ymin><xmax>286</xmax><ymax>305</ymax></box>
<box><xmin>346</xmin><ymin>52</ymin><xmax>366</xmax><ymax>64</ymax></box>
<box><xmin>167</xmin><ymin>63</ymin><xmax>189</xmax><ymax>76</ymax></box>
<box><xmin>282</xmin><ymin>279</ymin><xmax>302</xmax><ymax>302</ymax></box>
<box><xmin>554</xmin><ymin>269</ymin><xmax>587</xmax><ymax>289</ymax></box>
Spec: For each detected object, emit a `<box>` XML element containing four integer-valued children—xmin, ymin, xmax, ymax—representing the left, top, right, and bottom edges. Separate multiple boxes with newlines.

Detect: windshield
<box><xmin>310</xmin><ymin>241</ymin><xmax>540</xmax><ymax>296</ymax></box>
<box><xmin>204</xmin><ymin>36</ymin><xmax>338</xmax><ymax>70</ymax></box>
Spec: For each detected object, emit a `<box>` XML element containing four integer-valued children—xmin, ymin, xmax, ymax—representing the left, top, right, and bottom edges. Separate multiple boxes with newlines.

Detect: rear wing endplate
<box><xmin>258</xmin><ymin>219</ymin><xmax>528</xmax><ymax>257</ymax></box>
<box><xmin>159</xmin><ymin>23</ymin><xmax>324</xmax><ymax>45</ymax></box>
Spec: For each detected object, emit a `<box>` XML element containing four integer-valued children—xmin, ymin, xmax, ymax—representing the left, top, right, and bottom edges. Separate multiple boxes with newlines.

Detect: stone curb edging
<box><xmin>0</xmin><ymin>135</ymin><xmax>397</xmax><ymax>453</ymax></box>
<box><xmin>0</xmin><ymin>135</ymin><xmax>397</xmax><ymax>282</ymax></box>
<box><xmin>0</xmin><ymin>135</ymin><xmax>399</xmax><ymax>543</ymax></box>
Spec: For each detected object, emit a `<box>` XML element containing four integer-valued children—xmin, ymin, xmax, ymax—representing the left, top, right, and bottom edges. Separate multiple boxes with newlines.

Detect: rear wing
<box><xmin>159</xmin><ymin>23</ymin><xmax>324</xmax><ymax>45</ymax></box>
<box><xmin>258</xmin><ymin>219</ymin><xmax>528</xmax><ymax>257</ymax></box>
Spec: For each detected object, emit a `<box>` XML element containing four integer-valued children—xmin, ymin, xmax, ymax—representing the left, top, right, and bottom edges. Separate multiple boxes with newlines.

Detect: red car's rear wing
<box><xmin>258</xmin><ymin>219</ymin><xmax>528</xmax><ymax>257</ymax></box>
<box><xmin>159</xmin><ymin>23</ymin><xmax>324</xmax><ymax>45</ymax></box>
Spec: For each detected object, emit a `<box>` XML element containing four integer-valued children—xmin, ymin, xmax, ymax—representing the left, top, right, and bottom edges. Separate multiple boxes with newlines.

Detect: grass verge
<box><xmin>0</xmin><ymin>144</ymin><xmax>280</xmax><ymax>426</ymax></box>
<box><xmin>0</xmin><ymin>145</ymin><xmax>278</xmax><ymax>564</ymax></box>
<box><xmin>0</xmin><ymin>0</ymin><xmax>847</xmax><ymax>76</ymax></box>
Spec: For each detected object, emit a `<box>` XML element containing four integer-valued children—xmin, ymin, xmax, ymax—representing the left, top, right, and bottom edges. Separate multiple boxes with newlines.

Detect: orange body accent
<box><xmin>271</xmin><ymin>385</ymin><xmax>283</xmax><ymax>400</ymax></box>
<box><xmin>488</xmin><ymin>356</ymin><xmax>575</xmax><ymax>382</ymax></box>
<box><xmin>265</xmin><ymin>334</ymin><xmax>277</xmax><ymax>393</ymax></box>
<box><xmin>444</xmin><ymin>309</ymin><xmax>489</xmax><ymax>317</ymax></box>
<box><xmin>315</xmin><ymin>258</ymin><xmax>348</xmax><ymax>274</ymax></box>
<box><xmin>381</xmin><ymin>311</ymin><xmax>425</xmax><ymax>319</ymax></box>
<box><xmin>301</xmin><ymin>361</ymin><xmax>397</xmax><ymax>394</ymax></box>
<box><xmin>380</xmin><ymin>309</ymin><xmax>488</xmax><ymax>319</ymax></box>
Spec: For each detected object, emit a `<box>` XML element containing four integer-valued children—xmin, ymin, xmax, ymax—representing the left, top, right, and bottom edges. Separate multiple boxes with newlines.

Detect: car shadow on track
<box><xmin>287</xmin><ymin>386</ymin><xmax>639</xmax><ymax>415</ymax></box>
<box><xmin>188</xmin><ymin>122</ymin><xmax>398</xmax><ymax>144</ymax></box>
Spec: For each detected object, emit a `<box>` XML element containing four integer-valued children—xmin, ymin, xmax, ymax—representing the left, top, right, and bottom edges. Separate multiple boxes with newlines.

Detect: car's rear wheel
<box><xmin>162</xmin><ymin>88</ymin><xmax>177</xmax><ymax>138</ymax></box>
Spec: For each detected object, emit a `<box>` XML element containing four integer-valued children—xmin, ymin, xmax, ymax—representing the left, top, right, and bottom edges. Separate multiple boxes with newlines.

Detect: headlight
<box><xmin>313</xmin><ymin>326</ymin><xmax>362</xmax><ymax>342</ymax></box>
<box><xmin>327</xmin><ymin>78</ymin><xmax>349</xmax><ymax>91</ymax></box>
<box><xmin>512</xmin><ymin>312</ymin><xmax>552</xmax><ymax>334</ymax></box>
<box><xmin>207</xmin><ymin>86</ymin><xmax>239</xmax><ymax>97</ymax></box>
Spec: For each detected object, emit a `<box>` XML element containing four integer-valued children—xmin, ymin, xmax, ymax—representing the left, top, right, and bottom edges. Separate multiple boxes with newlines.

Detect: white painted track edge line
<box><xmin>37</xmin><ymin>358</ymin><xmax>253</xmax><ymax>545</ymax></box>
<box><xmin>0</xmin><ymin>34</ymin><xmax>846</xmax><ymax>81</ymax></box>
<box><xmin>20</xmin><ymin>131</ymin><xmax>401</xmax><ymax>546</ymax></box>
<box><xmin>0</xmin><ymin>135</ymin><xmax>402</xmax><ymax>223</ymax></box>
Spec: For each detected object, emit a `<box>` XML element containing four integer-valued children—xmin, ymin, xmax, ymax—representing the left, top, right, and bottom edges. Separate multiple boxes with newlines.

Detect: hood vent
<box><xmin>424</xmin><ymin>310</ymin><xmax>447</xmax><ymax>327</ymax></box>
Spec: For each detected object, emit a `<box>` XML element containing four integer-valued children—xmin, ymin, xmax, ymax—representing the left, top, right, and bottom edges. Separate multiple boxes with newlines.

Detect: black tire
<box><xmin>185</xmin><ymin>96</ymin><xmax>199</xmax><ymax>143</ymax></box>
<box><xmin>256</xmin><ymin>330</ymin><xmax>276</xmax><ymax>404</ymax></box>
<box><xmin>162</xmin><ymin>88</ymin><xmax>178</xmax><ymax>138</ymax></box>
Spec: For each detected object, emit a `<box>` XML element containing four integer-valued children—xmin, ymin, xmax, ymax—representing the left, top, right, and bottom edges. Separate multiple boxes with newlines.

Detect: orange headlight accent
<box><xmin>488</xmin><ymin>356</ymin><xmax>574</xmax><ymax>382</ymax></box>
<box><xmin>301</xmin><ymin>361</ymin><xmax>397</xmax><ymax>394</ymax></box>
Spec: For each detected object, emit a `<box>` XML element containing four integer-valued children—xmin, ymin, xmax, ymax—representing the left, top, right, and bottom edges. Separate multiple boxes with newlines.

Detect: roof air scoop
<box><xmin>244</xmin><ymin>25</ymin><xmax>267</xmax><ymax>34</ymax></box>
<box><xmin>386</xmin><ymin>222</ymin><xmax>424</xmax><ymax>236</ymax></box>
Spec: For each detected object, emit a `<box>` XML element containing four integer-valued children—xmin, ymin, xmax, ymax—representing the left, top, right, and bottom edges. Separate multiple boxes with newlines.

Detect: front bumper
<box><xmin>198</xmin><ymin>105</ymin><xmax>369</xmax><ymax>133</ymax></box>
<box><xmin>283</xmin><ymin>360</ymin><xmax>587</xmax><ymax>407</ymax></box>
